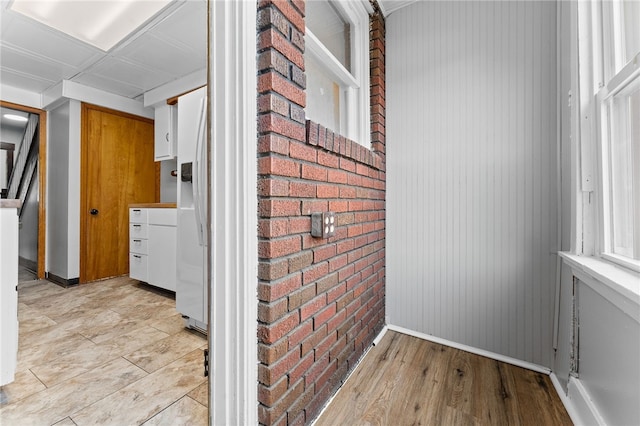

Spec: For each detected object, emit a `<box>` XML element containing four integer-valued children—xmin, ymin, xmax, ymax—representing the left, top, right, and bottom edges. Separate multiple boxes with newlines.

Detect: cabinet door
<box><xmin>154</xmin><ymin>104</ymin><xmax>176</xmax><ymax>161</ymax></box>
<box><xmin>148</xmin><ymin>224</ymin><xmax>177</xmax><ymax>291</ymax></box>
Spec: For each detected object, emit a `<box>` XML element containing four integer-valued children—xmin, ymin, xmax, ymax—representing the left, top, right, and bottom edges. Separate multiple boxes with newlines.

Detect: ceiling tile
<box><xmin>148</xmin><ymin>0</ymin><xmax>206</xmax><ymax>52</ymax></box>
<box><xmin>116</xmin><ymin>32</ymin><xmax>205</xmax><ymax>78</ymax></box>
<box><xmin>86</xmin><ymin>56</ymin><xmax>173</xmax><ymax>92</ymax></box>
<box><xmin>1</xmin><ymin>45</ymin><xmax>79</xmax><ymax>82</ymax></box>
<box><xmin>1</xmin><ymin>11</ymin><xmax>102</xmax><ymax>69</ymax></box>
<box><xmin>0</xmin><ymin>68</ymin><xmax>56</xmax><ymax>93</ymax></box>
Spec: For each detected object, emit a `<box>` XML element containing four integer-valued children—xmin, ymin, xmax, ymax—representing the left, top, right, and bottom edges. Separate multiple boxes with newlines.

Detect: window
<box><xmin>596</xmin><ymin>0</ymin><xmax>640</xmax><ymax>270</ymax></box>
<box><xmin>305</xmin><ymin>0</ymin><xmax>370</xmax><ymax>146</ymax></box>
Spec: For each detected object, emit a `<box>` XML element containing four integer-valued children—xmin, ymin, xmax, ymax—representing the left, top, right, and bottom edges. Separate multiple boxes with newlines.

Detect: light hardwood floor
<box><xmin>0</xmin><ymin>277</ymin><xmax>208</xmax><ymax>426</ymax></box>
<box><xmin>315</xmin><ymin>331</ymin><xmax>572</xmax><ymax>426</ymax></box>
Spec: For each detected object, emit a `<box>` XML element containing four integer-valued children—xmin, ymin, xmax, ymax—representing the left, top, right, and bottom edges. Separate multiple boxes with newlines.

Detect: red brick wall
<box><xmin>257</xmin><ymin>1</ymin><xmax>386</xmax><ymax>424</ymax></box>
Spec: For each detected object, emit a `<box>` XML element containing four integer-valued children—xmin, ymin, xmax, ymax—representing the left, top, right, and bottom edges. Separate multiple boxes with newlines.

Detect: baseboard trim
<box><xmin>549</xmin><ymin>373</ymin><xmax>584</xmax><ymax>425</ymax></box>
<box><xmin>45</xmin><ymin>272</ymin><xmax>79</xmax><ymax>288</ymax></box>
<box><xmin>372</xmin><ymin>325</ymin><xmax>388</xmax><ymax>346</ymax></box>
<box><xmin>566</xmin><ymin>376</ymin><xmax>606</xmax><ymax>425</ymax></box>
<box><xmin>387</xmin><ymin>324</ymin><xmax>551</xmax><ymax>375</ymax></box>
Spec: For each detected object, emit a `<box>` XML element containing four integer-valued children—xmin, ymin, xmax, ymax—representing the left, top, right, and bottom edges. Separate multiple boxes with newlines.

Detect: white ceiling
<box><xmin>0</xmin><ymin>0</ymin><xmax>207</xmax><ymax>103</ymax></box>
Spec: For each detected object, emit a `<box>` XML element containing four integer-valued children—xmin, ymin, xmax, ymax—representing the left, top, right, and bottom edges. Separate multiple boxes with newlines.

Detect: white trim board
<box><xmin>560</xmin><ymin>252</ymin><xmax>640</xmax><ymax>323</ymax></box>
<box><xmin>387</xmin><ymin>325</ymin><xmax>551</xmax><ymax>375</ymax></box>
<box><xmin>207</xmin><ymin>0</ymin><xmax>258</xmax><ymax>424</ymax></box>
<box><xmin>550</xmin><ymin>373</ymin><xmax>606</xmax><ymax>426</ymax></box>
<box><xmin>42</xmin><ymin>80</ymin><xmax>153</xmax><ymax>118</ymax></box>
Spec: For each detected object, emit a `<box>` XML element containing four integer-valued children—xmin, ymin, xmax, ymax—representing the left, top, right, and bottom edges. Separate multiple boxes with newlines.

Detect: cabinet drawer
<box><xmin>130</xmin><ymin>208</ymin><xmax>148</xmax><ymax>224</ymax></box>
<box><xmin>148</xmin><ymin>208</ymin><xmax>177</xmax><ymax>226</ymax></box>
<box><xmin>129</xmin><ymin>253</ymin><xmax>148</xmax><ymax>282</ymax></box>
<box><xmin>130</xmin><ymin>223</ymin><xmax>148</xmax><ymax>239</ymax></box>
<box><xmin>130</xmin><ymin>238</ymin><xmax>148</xmax><ymax>254</ymax></box>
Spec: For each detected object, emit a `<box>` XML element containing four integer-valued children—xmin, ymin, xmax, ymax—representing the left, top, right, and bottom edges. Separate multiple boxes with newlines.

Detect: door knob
<box><xmin>90</xmin><ymin>209</ymin><xmax>99</xmax><ymax>215</ymax></box>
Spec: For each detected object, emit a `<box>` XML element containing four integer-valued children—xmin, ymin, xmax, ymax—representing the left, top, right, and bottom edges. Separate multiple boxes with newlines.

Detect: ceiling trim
<box><xmin>41</xmin><ymin>80</ymin><xmax>152</xmax><ymax>118</ymax></box>
<box><xmin>143</xmin><ymin>68</ymin><xmax>206</xmax><ymax>107</ymax></box>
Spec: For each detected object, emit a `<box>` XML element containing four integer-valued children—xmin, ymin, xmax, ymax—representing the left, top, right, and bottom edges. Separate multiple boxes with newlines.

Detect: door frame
<box><xmin>207</xmin><ymin>1</ymin><xmax>258</xmax><ymax>423</ymax></box>
<box><xmin>0</xmin><ymin>100</ymin><xmax>47</xmax><ymax>279</ymax></box>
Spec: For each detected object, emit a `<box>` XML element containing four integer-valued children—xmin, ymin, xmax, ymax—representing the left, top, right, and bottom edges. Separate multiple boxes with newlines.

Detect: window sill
<box><xmin>559</xmin><ymin>252</ymin><xmax>640</xmax><ymax>322</ymax></box>
<box><xmin>305</xmin><ymin>120</ymin><xmax>384</xmax><ymax>171</ymax></box>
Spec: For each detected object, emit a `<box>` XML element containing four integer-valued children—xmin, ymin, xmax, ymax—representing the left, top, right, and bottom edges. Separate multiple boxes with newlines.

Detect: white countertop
<box><xmin>0</xmin><ymin>199</ymin><xmax>21</xmax><ymax>209</ymax></box>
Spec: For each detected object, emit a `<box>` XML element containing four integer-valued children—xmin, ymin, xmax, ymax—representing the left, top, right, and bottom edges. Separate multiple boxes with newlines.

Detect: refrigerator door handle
<box><xmin>197</xmin><ymin>98</ymin><xmax>207</xmax><ymax>247</ymax></box>
<box><xmin>193</xmin><ymin>96</ymin><xmax>207</xmax><ymax>247</ymax></box>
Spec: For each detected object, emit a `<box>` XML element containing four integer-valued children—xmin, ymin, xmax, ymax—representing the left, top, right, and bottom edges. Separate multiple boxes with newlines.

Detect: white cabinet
<box><xmin>129</xmin><ymin>207</ymin><xmax>176</xmax><ymax>291</ymax></box>
<box><xmin>129</xmin><ymin>208</ymin><xmax>149</xmax><ymax>282</ymax></box>
<box><xmin>154</xmin><ymin>104</ymin><xmax>177</xmax><ymax>161</ymax></box>
<box><xmin>1</xmin><ymin>201</ymin><xmax>20</xmax><ymax>386</ymax></box>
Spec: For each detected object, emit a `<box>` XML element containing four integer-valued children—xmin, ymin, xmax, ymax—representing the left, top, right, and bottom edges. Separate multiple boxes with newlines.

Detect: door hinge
<box><xmin>204</xmin><ymin>348</ymin><xmax>209</xmax><ymax>377</ymax></box>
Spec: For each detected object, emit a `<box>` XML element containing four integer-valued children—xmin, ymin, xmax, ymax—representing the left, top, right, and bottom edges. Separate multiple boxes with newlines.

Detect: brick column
<box><xmin>256</xmin><ymin>1</ymin><xmax>386</xmax><ymax>424</ymax></box>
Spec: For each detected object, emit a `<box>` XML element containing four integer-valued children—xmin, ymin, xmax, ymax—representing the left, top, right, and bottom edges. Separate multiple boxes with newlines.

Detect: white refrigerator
<box><xmin>176</xmin><ymin>86</ymin><xmax>208</xmax><ymax>333</ymax></box>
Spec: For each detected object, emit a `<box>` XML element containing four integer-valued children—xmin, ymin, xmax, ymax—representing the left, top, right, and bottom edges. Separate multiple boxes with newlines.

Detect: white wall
<box><xmin>18</xmin><ymin>167</ymin><xmax>38</xmax><ymax>266</ymax></box>
<box><xmin>576</xmin><ymin>280</ymin><xmax>639</xmax><ymax>425</ymax></box>
<box><xmin>47</xmin><ymin>100</ymin><xmax>80</xmax><ymax>280</ymax></box>
<box><xmin>386</xmin><ymin>1</ymin><xmax>558</xmax><ymax>367</ymax></box>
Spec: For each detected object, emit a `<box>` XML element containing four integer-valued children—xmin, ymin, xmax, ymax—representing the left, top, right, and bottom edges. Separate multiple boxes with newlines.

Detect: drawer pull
<box><xmin>133</xmin><ymin>255</ymin><xmax>142</xmax><ymax>259</ymax></box>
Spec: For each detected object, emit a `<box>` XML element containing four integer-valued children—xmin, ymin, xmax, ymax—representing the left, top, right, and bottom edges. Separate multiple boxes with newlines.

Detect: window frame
<box><xmin>590</xmin><ymin>0</ymin><xmax>640</xmax><ymax>272</ymax></box>
<box><xmin>304</xmin><ymin>0</ymin><xmax>371</xmax><ymax>147</ymax></box>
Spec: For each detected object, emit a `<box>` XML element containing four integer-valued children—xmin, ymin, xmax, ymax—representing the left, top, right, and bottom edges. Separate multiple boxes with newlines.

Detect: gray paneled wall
<box><xmin>387</xmin><ymin>1</ymin><xmax>558</xmax><ymax>367</ymax></box>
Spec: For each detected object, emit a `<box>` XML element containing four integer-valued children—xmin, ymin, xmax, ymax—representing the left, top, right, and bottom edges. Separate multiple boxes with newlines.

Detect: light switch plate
<box><xmin>311</xmin><ymin>211</ymin><xmax>336</xmax><ymax>238</ymax></box>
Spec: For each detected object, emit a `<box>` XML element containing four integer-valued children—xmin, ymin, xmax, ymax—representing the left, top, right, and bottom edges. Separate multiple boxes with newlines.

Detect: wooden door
<box><xmin>80</xmin><ymin>104</ymin><xmax>158</xmax><ymax>283</ymax></box>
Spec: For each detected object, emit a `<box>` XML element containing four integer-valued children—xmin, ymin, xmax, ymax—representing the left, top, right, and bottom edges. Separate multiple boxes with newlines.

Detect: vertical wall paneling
<box><xmin>387</xmin><ymin>1</ymin><xmax>558</xmax><ymax>367</ymax></box>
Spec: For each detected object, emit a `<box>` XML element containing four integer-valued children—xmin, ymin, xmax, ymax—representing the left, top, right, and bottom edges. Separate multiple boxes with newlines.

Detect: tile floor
<box><xmin>18</xmin><ymin>265</ymin><xmax>37</xmax><ymax>282</ymax></box>
<box><xmin>0</xmin><ymin>276</ymin><xmax>208</xmax><ymax>426</ymax></box>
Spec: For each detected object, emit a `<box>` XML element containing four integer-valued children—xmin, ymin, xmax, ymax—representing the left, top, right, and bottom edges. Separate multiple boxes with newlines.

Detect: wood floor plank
<box><xmin>315</xmin><ymin>331</ymin><xmax>421</xmax><ymax>424</ymax></box>
<box><xmin>397</xmin><ymin>341</ymin><xmax>452</xmax><ymax>425</ymax></box>
<box><xmin>510</xmin><ymin>364</ymin><xmax>572</xmax><ymax>425</ymax></box>
<box><xmin>314</xmin><ymin>331</ymin><xmax>572</xmax><ymax>426</ymax></box>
